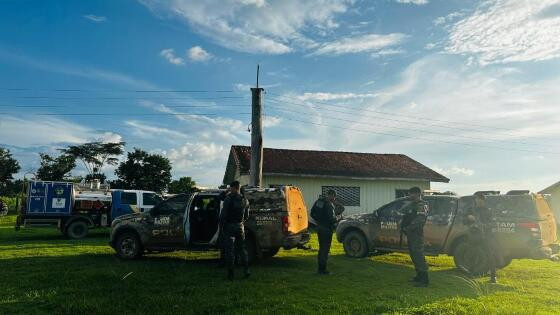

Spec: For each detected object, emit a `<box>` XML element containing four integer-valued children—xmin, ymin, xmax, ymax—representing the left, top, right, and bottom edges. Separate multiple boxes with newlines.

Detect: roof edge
<box><xmin>239</xmin><ymin>171</ymin><xmax>449</xmax><ymax>183</ymax></box>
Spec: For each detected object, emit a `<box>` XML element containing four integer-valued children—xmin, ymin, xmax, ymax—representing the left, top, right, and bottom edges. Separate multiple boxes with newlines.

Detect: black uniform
<box><xmin>220</xmin><ymin>192</ymin><xmax>250</xmax><ymax>277</ymax></box>
<box><xmin>466</xmin><ymin>204</ymin><xmax>502</xmax><ymax>282</ymax></box>
<box><xmin>400</xmin><ymin>197</ymin><xmax>429</xmax><ymax>285</ymax></box>
<box><xmin>311</xmin><ymin>196</ymin><xmax>337</xmax><ymax>274</ymax></box>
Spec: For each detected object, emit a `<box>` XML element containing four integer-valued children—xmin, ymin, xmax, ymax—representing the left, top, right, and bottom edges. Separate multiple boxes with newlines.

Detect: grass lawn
<box><xmin>1</xmin><ymin>214</ymin><xmax>559</xmax><ymax>315</ymax></box>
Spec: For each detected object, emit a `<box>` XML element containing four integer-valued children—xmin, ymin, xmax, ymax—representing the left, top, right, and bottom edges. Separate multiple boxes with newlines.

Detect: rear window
<box><xmin>485</xmin><ymin>195</ymin><xmax>537</xmax><ymax>219</ymax></box>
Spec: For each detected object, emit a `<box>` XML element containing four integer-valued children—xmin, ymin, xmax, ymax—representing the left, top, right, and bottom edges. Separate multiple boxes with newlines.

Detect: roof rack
<box><xmin>506</xmin><ymin>190</ymin><xmax>530</xmax><ymax>195</ymax></box>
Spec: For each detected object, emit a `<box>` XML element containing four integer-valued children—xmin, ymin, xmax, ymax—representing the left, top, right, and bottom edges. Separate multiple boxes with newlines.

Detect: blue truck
<box><xmin>15</xmin><ymin>180</ymin><xmax>162</xmax><ymax>239</ymax></box>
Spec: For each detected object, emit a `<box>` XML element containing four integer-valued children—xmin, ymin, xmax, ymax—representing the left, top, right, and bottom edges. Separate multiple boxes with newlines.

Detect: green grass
<box><xmin>1</xmin><ymin>214</ymin><xmax>559</xmax><ymax>315</ymax></box>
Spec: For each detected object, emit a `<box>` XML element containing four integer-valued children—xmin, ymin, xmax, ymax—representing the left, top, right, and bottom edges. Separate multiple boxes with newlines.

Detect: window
<box><xmin>395</xmin><ymin>189</ymin><xmax>409</xmax><ymax>199</ymax></box>
<box><xmin>143</xmin><ymin>193</ymin><xmax>163</xmax><ymax>206</ymax></box>
<box><xmin>120</xmin><ymin>192</ymin><xmax>137</xmax><ymax>205</ymax></box>
<box><xmin>322</xmin><ymin>186</ymin><xmax>360</xmax><ymax>207</ymax></box>
<box><xmin>154</xmin><ymin>194</ymin><xmax>189</xmax><ymax>215</ymax></box>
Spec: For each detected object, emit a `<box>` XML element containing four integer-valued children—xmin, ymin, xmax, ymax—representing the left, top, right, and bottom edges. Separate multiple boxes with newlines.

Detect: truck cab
<box><xmin>110</xmin><ymin>186</ymin><xmax>311</xmax><ymax>261</ymax></box>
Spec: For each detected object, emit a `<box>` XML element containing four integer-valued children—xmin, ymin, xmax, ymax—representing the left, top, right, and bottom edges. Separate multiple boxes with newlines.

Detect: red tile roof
<box><xmin>226</xmin><ymin>145</ymin><xmax>449</xmax><ymax>183</ymax></box>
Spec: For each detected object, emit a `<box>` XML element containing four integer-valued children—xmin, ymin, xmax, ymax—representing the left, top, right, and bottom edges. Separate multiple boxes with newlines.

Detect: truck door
<box><xmin>375</xmin><ymin>200</ymin><xmax>406</xmax><ymax>248</ymax></box>
<box><xmin>149</xmin><ymin>194</ymin><xmax>190</xmax><ymax>246</ymax></box>
<box><xmin>111</xmin><ymin>191</ymin><xmax>139</xmax><ymax>219</ymax></box>
<box><xmin>423</xmin><ymin>197</ymin><xmax>457</xmax><ymax>253</ymax></box>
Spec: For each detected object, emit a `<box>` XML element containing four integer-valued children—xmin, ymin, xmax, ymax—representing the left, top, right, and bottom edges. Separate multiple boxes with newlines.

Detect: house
<box><xmin>223</xmin><ymin>145</ymin><xmax>449</xmax><ymax>214</ymax></box>
<box><xmin>540</xmin><ymin>181</ymin><xmax>560</xmax><ymax>225</ymax></box>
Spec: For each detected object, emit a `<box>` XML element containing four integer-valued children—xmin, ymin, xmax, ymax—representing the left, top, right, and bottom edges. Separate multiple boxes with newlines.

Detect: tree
<box><xmin>168</xmin><ymin>177</ymin><xmax>197</xmax><ymax>194</ymax></box>
<box><xmin>60</xmin><ymin>141</ymin><xmax>125</xmax><ymax>183</ymax></box>
<box><xmin>0</xmin><ymin>147</ymin><xmax>21</xmax><ymax>186</ymax></box>
<box><xmin>114</xmin><ymin>148</ymin><xmax>172</xmax><ymax>193</ymax></box>
<box><xmin>36</xmin><ymin>153</ymin><xmax>76</xmax><ymax>181</ymax></box>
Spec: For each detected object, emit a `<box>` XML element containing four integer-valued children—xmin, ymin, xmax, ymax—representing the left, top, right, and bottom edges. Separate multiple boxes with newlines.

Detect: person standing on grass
<box><xmin>310</xmin><ymin>189</ymin><xmax>338</xmax><ymax>275</ymax></box>
<box><xmin>400</xmin><ymin>187</ymin><xmax>429</xmax><ymax>287</ymax></box>
<box><xmin>465</xmin><ymin>192</ymin><xmax>502</xmax><ymax>283</ymax></box>
<box><xmin>220</xmin><ymin>181</ymin><xmax>250</xmax><ymax>280</ymax></box>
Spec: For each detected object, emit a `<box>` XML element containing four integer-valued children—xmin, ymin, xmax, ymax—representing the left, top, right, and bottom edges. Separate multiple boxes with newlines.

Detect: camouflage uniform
<box><xmin>466</xmin><ymin>204</ymin><xmax>502</xmax><ymax>282</ymax></box>
<box><xmin>401</xmin><ymin>197</ymin><xmax>429</xmax><ymax>285</ymax></box>
<box><xmin>311</xmin><ymin>196</ymin><xmax>337</xmax><ymax>274</ymax></box>
<box><xmin>221</xmin><ymin>192</ymin><xmax>250</xmax><ymax>279</ymax></box>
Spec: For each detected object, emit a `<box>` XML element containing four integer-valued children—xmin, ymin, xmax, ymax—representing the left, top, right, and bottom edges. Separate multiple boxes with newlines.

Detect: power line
<box><xmin>7</xmin><ymin>96</ymin><xmax>246</xmax><ymax>100</ymax></box>
<box><xmin>1</xmin><ymin>112</ymin><xmax>252</xmax><ymax>117</ymax></box>
<box><xmin>265</xmin><ymin>101</ymin><xmax>546</xmax><ymax>147</ymax></box>
<box><xmin>1</xmin><ymin>88</ymin><xmax>236</xmax><ymax>93</ymax></box>
<box><xmin>0</xmin><ymin>103</ymin><xmax>249</xmax><ymax>108</ymax></box>
<box><xmin>267</xmin><ymin>92</ymin><xmax>539</xmax><ymax>135</ymax></box>
<box><xmin>274</xmin><ymin>115</ymin><xmax>560</xmax><ymax>156</ymax></box>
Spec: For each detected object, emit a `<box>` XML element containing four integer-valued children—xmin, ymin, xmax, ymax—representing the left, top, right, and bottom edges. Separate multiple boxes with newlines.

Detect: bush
<box><xmin>0</xmin><ymin>196</ymin><xmax>21</xmax><ymax>214</ymax></box>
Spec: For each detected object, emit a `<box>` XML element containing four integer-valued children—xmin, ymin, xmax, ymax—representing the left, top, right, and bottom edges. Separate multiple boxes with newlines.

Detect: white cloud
<box><xmin>433</xmin><ymin>11</ymin><xmax>464</xmax><ymax>26</ymax></box>
<box><xmin>395</xmin><ymin>0</ymin><xmax>428</xmax><ymax>5</ymax></box>
<box><xmin>187</xmin><ymin>46</ymin><xmax>213</xmax><ymax>62</ymax></box>
<box><xmin>311</xmin><ymin>33</ymin><xmax>407</xmax><ymax>56</ymax></box>
<box><xmin>433</xmin><ymin>166</ymin><xmax>475</xmax><ymax>177</ymax></box>
<box><xmin>296</xmin><ymin>92</ymin><xmax>379</xmax><ymax>101</ymax></box>
<box><xmin>0</xmin><ymin>116</ymin><xmax>120</xmax><ymax>147</ymax></box>
<box><xmin>446</xmin><ymin>0</ymin><xmax>560</xmax><ymax>65</ymax></box>
<box><xmin>159</xmin><ymin>48</ymin><xmax>185</xmax><ymax>65</ymax></box>
<box><xmin>263</xmin><ymin>116</ymin><xmax>282</xmax><ymax>127</ymax></box>
<box><xmin>83</xmin><ymin>14</ymin><xmax>107</xmax><ymax>22</ymax></box>
<box><xmin>139</xmin><ymin>0</ymin><xmax>353</xmax><ymax>54</ymax></box>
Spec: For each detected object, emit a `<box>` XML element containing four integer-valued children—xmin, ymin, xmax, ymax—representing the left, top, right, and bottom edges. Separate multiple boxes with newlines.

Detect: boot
<box><xmin>409</xmin><ymin>272</ymin><xmax>421</xmax><ymax>282</ymax></box>
<box><xmin>227</xmin><ymin>269</ymin><xmax>234</xmax><ymax>281</ymax></box>
<box><xmin>414</xmin><ymin>272</ymin><xmax>429</xmax><ymax>287</ymax></box>
<box><xmin>490</xmin><ymin>272</ymin><xmax>497</xmax><ymax>284</ymax></box>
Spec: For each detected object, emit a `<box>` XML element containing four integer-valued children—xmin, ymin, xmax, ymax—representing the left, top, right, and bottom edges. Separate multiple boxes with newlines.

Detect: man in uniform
<box><xmin>465</xmin><ymin>192</ymin><xmax>501</xmax><ymax>283</ymax></box>
<box><xmin>400</xmin><ymin>187</ymin><xmax>429</xmax><ymax>287</ymax></box>
<box><xmin>310</xmin><ymin>189</ymin><xmax>338</xmax><ymax>275</ymax></box>
<box><xmin>220</xmin><ymin>181</ymin><xmax>250</xmax><ymax>280</ymax></box>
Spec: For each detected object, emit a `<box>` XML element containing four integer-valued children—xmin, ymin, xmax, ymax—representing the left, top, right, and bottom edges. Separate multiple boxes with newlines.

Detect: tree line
<box><xmin>0</xmin><ymin>143</ymin><xmax>196</xmax><ymax>195</ymax></box>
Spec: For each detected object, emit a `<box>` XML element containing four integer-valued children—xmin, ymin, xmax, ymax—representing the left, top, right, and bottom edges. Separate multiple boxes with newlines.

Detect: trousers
<box><xmin>317</xmin><ymin>225</ymin><xmax>333</xmax><ymax>272</ymax></box>
<box><xmin>406</xmin><ymin>231</ymin><xmax>428</xmax><ymax>273</ymax></box>
<box><xmin>223</xmin><ymin>223</ymin><xmax>248</xmax><ymax>270</ymax></box>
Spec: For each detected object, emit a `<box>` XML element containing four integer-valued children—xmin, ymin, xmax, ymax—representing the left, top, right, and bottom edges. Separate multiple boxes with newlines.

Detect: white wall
<box><xmin>241</xmin><ymin>175</ymin><xmax>430</xmax><ymax>215</ymax></box>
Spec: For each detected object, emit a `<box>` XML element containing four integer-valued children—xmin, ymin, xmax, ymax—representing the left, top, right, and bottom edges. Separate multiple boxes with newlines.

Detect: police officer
<box><xmin>400</xmin><ymin>187</ymin><xmax>429</xmax><ymax>287</ymax></box>
<box><xmin>466</xmin><ymin>192</ymin><xmax>502</xmax><ymax>283</ymax></box>
<box><xmin>220</xmin><ymin>181</ymin><xmax>250</xmax><ymax>280</ymax></box>
<box><xmin>310</xmin><ymin>189</ymin><xmax>338</xmax><ymax>275</ymax></box>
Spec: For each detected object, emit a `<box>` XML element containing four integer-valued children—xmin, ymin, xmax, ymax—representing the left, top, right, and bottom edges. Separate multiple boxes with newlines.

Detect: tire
<box><xmin>262</xmin><ymin>247</ymin><xmax>280</xmax><ymax>259</ymax></box>
<box><xmin>115</xmin><ymin>232</ymin><xmax>143</xmax><ymax>259</ymax></box>
<box><xmin>66</xmin><ymin>221</ymin><xmax>89</xmax><ymax>239</ymax></box>
<box><xmin>453</xmin><ymin>241</ymin><xmax>489</xmax><ymax>276</ymax></box>
<box><xmin>343</xmin><ymin>230</ymin><xmax>369</xmax><ymax>258</ymax></box>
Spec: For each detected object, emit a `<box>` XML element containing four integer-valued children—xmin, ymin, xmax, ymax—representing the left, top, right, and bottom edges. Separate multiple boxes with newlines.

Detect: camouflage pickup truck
<box><xmin>336</xmin><ymin>192</ymin><xmax>558</xmax><ymax>275</ymax></box>
<box><xmin>110</xmin><ymin>186</ymin><xmax>310</xmax><ymax>261</ymax></box>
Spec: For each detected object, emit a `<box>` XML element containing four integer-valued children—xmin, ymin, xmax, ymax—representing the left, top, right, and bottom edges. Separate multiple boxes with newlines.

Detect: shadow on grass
<box><xmin>1</xmin><ymin>251</ymin><xmax>518</xmax><ymax>315</ymax></box>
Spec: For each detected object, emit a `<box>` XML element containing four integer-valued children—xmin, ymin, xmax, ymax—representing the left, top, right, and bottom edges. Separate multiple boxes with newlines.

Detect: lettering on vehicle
<box><xmin>380</xmin><ymin>221</ymin><xmax>398</xmax><ymax>230</ymax></box>
<box><xmin>154</xmin><ymin>216</ymin><xmax>170</xmax><ymax>226</ymax></box>
<box><xmin>493</xmin><ymin>222</ymin><xmax>516</xmax><ymax>233</ymax></box>
<box><xmin>255</xmin><ymin>215</ymin><xmax>278</xmax><ymax>226</ymax></box>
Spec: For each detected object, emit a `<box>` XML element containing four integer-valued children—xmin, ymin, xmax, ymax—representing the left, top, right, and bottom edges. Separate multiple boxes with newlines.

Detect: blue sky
<box><xmin>1</xmin><ymin>0</ymin><xmax>559</xmax><ymax>194</ymax></box>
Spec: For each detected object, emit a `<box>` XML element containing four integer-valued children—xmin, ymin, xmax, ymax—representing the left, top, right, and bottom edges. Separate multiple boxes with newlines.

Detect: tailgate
<box><xmin>285</xmin><ymin>186</ymin><xmax>308</xmax><ymax>234</ymax></box>
<box><xmin>535</xmin><ymin>195</ymin><xmax>558</xmax><ymax>245</ymax></box>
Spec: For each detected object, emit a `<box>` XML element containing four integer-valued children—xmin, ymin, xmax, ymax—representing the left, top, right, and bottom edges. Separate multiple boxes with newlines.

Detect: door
<box><xmin>374</xmin><ymin>199</ymin><xmax>407</xmax><ymax>248</ymax></box>
<box><xmin>27</xmin><ymin>181</ymin><xmax>48</xmax><ymax>214</ymax></box>
<box><xmin>111</xmin><ymin>191</ymin><xmax>139</xmax><ymax>219</ymax></box>
<box><xmin>148</xmin><ymin>194</ymin><xmax>191</xmax><ymax>246</ymax></box>
<box><xmin>423</xmin><ymin>197</ymin><xmax>457</xmax><ymax>252</ymax></box>
<box><xmin>189</xmin><ymin>194</ymin><xmax>221</xmax><ymax>244</ymax></box>
<box><xmin>139</xmin><ymin>192</ymin><xmax>163</xmax><ymax>213</ymax></box>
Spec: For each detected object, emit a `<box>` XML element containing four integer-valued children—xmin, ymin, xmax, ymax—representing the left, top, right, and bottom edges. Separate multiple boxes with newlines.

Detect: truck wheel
<box><xmin>66</xmin><ymin>221</ymin><xmax>89</xmax><ymax>239</ymax></box>
<box><xmin>262</xmin><ymin>247</ymin><xmax>280</xmax><ymax>259</ymax></box>
<box><xmin>453</xmin><ymin>242</ymin><xmax>489</xmax><ymax>276</ymax></box>
<box><xmin>115</xmin><ymin>232</ymin><xmax>143</xmax><ymax>259</ymax></box>
<box><xmin>343</xmin><ymin>231</ymin><xmax>368</xmax><ymax>258</ymax></box>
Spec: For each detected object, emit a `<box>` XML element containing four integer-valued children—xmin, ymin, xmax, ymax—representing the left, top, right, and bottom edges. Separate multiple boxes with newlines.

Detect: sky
<box><xmin>1</xmin><ymin>0</ymin><xmax>559</xmax><ymax>195</ymax></box>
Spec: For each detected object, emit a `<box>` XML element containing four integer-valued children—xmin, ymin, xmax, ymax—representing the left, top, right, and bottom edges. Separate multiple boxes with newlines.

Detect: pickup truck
<box><xmin>110</xmin><ymin>186</ymin><xmax>310</xmax><ymax>261</ymax></box>
<box><xmin>15</xmin><ymin>180</ymin><xmax>162</xmax><ymax>239</ymax></box>
<box><xmin>336</xmin><ymin>191</ymin><xmax>558</xmax><ymax>275</ymax></box>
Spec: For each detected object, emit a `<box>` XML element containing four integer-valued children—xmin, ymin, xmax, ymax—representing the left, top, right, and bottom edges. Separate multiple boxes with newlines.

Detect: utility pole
<box><xmin>250</xmin><ymin>65</ymin><xmax>264</xmax><ymax>187</ymax></box>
